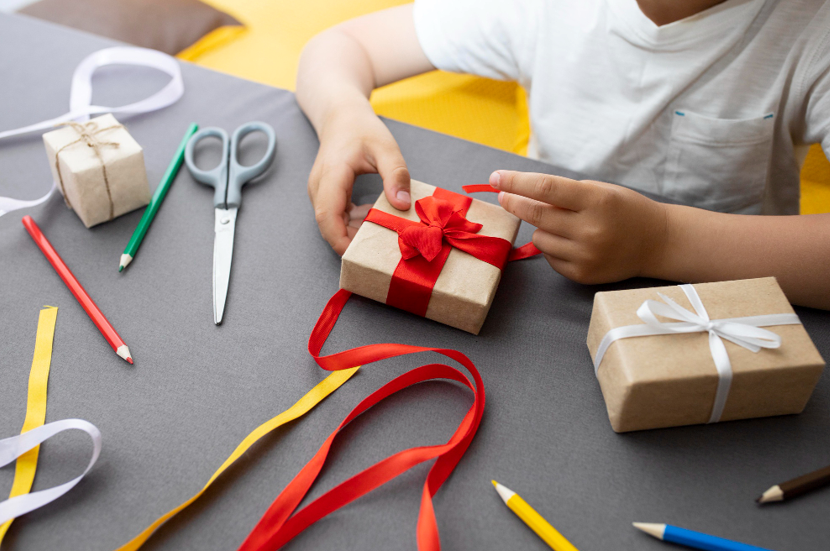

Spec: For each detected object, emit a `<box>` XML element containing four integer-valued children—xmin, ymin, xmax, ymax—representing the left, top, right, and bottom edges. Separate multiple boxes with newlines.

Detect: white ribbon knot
<box><xmin>593</xmin><ymin>284</ymin><xmax>802</xmax><ymax>423</ymax></box>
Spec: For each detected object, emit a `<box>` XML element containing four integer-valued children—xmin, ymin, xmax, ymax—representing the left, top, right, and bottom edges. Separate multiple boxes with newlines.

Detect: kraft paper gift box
<box><xmin>587</xmin><ymin>277</ymin><xmax>825</xmax><ymax>432</ymax></box>
<box><xmin>340</xmin><ymin>180</ymin><xmax>520</xmax><ymax>334</ymax></box>
<box><xmin>43</xmin><ymin>113</ymin><xmax>150</xmax><ymax>228</ymax></box>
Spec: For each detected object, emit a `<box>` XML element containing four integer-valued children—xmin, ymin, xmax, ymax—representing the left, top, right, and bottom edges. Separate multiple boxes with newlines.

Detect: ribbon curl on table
<box><xmin>0</xmin><ymin>306</ymin><xmax>103</xmax><ymax>536</ymax></box>
<box><xmin>0</xmin><ymin>46</ymin><xmax>184</xmax><ymax>217</ymax></box>
<box><xmin>0</xmin><ymin>419</ymin><xmax>102</xmax><ymax>526</ymax></box>
<box><xmin>236</xmin><ymin>289</ymin><xmax>486</xmax><ymax>551</ymax></box>
<box><xmin>0</xmin><ymin>306</ymin><xmax>57</xmax><ymax>544</ymax></box>
<box><xmin>592</xmin><ymin>283</ymin><xmax>802</xmax><ymax>423</ymax></box>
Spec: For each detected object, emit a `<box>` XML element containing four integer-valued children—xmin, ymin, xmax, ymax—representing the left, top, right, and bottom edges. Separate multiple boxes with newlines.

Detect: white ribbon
<box><xmin>0</xmin><ymin>419</ymin><xmax>102</xmax><ymax>524</ymax></box>
<box><xmin>0</xmin><ymin>46</ymin><xmax>184</xmax><ymax>216</ymax></box>
<box><xmin>593</xmin><ymin>284</ymin><xmax>802</xmax><ymax>423</ymax></box>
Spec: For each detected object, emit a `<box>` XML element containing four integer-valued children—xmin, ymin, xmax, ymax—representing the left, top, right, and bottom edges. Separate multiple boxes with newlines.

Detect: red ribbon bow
<box><xmin>399</xmin><ymin>196</ymin><xmax>484</xmax><ymax>262</ymax></box>
<box><xmin>363</xmin><ymin>188</ymin><xmax>513</xmax><ymax>317</ymax></box>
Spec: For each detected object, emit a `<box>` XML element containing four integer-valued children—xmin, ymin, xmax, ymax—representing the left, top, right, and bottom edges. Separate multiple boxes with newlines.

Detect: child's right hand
<box><xmin>297</xmin><ymin>4</ymin><xmax>430</xmax><ymax>254</ymax></box>
<box><xmin>307</xmin><ymin>106</ymin><xmax>412</xmax><ymax>256</ymax></box>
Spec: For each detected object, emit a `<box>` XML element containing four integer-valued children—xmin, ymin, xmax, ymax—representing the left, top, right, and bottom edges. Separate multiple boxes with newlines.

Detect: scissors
<box><xmin>184</xmin><ymin>122</ymin><xmax>276</xmax><ymax>324</ymax></box>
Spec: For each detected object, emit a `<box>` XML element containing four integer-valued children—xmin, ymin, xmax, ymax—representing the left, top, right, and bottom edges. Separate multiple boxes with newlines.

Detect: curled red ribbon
<box><xmin>237</xmin><ymin>289</ymin><xmax>485</xmax><ymax>551</ymax></box>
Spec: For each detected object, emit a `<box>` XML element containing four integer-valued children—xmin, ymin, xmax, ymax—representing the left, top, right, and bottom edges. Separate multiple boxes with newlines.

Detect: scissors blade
<box><xmin>213</xmin><ymin>207</ymin><xmax>238</xmax><ymax>324</ymax></box>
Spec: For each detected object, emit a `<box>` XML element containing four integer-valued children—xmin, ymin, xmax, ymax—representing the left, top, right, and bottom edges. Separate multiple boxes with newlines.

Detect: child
<box><xmin>296</xmin><ymin>0</ymin><xmax>830</xmax><ymax>309</ymax></box>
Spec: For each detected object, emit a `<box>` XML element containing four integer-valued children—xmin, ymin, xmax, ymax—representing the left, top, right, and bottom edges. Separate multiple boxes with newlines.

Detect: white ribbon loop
<box><xmin>0</xmin><ymin>46</ymin><xmax>184</xmax><ymax>216</ymax></box>
<box><xmin>0</xmin><ymin>419</ymin><xmax>102</xmax><ymax>524</ymax></box>
<box><xmin>593</xmin><ymin>284</ymin><xmax>802</xmax><ymax>424</ymax></box>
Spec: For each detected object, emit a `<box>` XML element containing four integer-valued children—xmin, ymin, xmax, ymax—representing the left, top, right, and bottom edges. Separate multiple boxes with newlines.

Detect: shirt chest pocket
<box><xmin>663</xmin><ymin>110</ymin><xmax>775</xmax><ymax>213</ymax></box>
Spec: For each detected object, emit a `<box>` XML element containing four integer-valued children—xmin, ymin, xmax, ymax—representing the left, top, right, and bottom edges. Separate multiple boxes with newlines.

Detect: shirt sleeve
<box><xmin>413</xmin><ymin>0</ymin><xmax>542</xmax><ymax>83</ymax></box>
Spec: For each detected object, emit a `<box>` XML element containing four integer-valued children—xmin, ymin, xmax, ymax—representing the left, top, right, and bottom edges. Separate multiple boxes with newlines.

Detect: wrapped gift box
<box><xmin>587</xmin><ymin>277</ymin><xmax>825</xmax><ymax>432</ymax></box>
<box><xmin>340</xmin><ymin>180</ymin><xmax>520</xmax><ymax>334</ymax></box>
<box><xmin>43</xmin><ymin>113</ymin><xmax>150</xmax><ymax>228</ymax></box>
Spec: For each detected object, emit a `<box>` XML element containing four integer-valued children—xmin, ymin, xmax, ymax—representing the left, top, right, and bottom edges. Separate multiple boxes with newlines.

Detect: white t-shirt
<box><xmin>413</xmin><ymin>0</ymin><xmax>830</xmax><ymax>214</ymax></box>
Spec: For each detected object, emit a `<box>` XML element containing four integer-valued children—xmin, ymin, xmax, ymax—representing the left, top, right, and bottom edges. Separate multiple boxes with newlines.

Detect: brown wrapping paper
<box><xmin>587</xmin><ymin>278</ymin><xmax>825</xmax><ymax>432</ymax></box>
<box><xmin>340</xmin><ymin>180</ymin><xmax>520</xmax><ymax>334</ymax></box>
<box><xmin>43</xmin><ymin>113</ymin><xmax>150</xmax><ymax>228</ymax></box>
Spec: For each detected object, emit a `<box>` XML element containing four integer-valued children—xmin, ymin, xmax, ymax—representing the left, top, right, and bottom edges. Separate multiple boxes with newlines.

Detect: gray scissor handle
<box><xmin>184</xmin><ymin>127</ymin><xmax>230</xmax><ymax>209</ymax></box>
<box><xmin>227</xmin><ymin>122</ymin><xmax>277</xmax><ymax>208</ymax></box>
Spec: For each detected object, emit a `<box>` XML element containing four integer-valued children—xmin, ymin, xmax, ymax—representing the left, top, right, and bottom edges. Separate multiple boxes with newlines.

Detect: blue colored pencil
<box><xmin>633</xmin><ymin>523</ymin><xmax>775</xmax><ymax>551</ymax></box>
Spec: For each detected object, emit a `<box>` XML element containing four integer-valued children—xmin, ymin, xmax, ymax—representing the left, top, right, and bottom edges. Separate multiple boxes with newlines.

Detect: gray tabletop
<box><xmin>1</xmin><ymin>13</ymin><xmax>828</xmax><ymax>551</ymax></box>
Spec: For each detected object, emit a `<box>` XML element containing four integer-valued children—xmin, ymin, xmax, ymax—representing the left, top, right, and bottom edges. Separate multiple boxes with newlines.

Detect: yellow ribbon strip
<box><xmin>115</xmin><ymin>365</ymin><xmax>360</xmax><ymax>551</ymax></box>
<box><xmin>0</xmin><ymin>305</ymin><xmax>58</xmax><ymax>544</ymax></box>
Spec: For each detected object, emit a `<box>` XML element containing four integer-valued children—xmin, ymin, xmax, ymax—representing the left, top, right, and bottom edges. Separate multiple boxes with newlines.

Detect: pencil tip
<box><xmin>116</xmin><ymin>345</ymin><xmax>132</xmax><ymax>363</ymax></box>
<box><xmin>633</xmin><ymin>523</ymin><xmax>665</xmax><ymax>540</ymax></box>
<box><xmin>491</xmin><ymin>480</ymin><xmax>498</xmax><ymax>488</ymax></box>
<box><xmin>119</xmin><ymin>254</ymin><xmax>132</xmax><ymax>271</ymax></box>
<box><xmin>757</xmin><ymin>485</ymin><xmax>783</xmax><ymax>504</ymax></box>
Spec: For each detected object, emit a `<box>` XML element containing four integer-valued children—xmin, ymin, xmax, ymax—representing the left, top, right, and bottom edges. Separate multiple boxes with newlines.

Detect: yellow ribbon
<box><xmin>0</xmin><ymin>305</ymin><xmax>58</xmax><ymax>544</ymax></box>
<box><xmin>115</xmin><ymin>365</ymin><xmax>360</xmax><ymax>551</ymax></box>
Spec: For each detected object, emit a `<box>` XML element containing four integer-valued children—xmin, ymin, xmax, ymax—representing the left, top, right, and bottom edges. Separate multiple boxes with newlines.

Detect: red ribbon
<box><xmin>364</xmin><ymin>188</ymin><xmax>513</xmax><ymax>317</ymax></box>
<box><xmin>461</xmin><ymin>184</ymin><xmax>542</xmax><ymax>261</ymax></box>
<box><xmin>236</xmin><ymin>289</ymin><xmax>485</xmax><ymax>551</ymax></box>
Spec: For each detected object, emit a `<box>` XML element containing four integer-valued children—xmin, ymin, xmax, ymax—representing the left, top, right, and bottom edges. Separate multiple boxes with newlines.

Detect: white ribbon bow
<box><xmin>0</xmin><ymin>46</ymin><xmax>184</xmax><ymax>216</ymax></box>
<box><xmin>593</xmin><ymin>284</ymin><xmax>802</xmax><ymax>423</ymax></box>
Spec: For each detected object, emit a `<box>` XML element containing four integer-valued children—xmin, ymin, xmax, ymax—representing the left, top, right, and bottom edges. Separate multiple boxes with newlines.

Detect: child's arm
<box><xmin>296</xmin><ymin>5</ymin><xmax>434</xmax><ymax>254</ymax></box>
<box><xmin>491</xmin><ymin>170</ymin><xmax>830</xmax><ymax>310</ymax></box>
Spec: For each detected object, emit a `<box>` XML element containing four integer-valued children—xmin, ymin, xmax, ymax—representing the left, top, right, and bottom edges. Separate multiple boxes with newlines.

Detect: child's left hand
<box><xmin>490</xmin><ymin>170</ymin><xmax>668</xmax><ymax>284</ymax></box>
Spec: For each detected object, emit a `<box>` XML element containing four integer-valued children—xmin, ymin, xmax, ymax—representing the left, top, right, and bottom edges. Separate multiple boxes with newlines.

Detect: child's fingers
<box><xmin>490</xmin><ymin>170</ymin><xmax>588</xmax><ymax>211</ymax></box>
<box><xmin>313</xmin><ymin>164</ymin><xmax>355</xmax><ymax>255</ymax></box>
<box><xmin>498</xmin><ymin>193</ymin><xmax>578</xmax><ymax>236</ymax></box>
<box><xmin>347</xmin><ymin>203</ymin><xmax>372</xmax><ymax>229</ymax></box>
<box><xmin>373</xmin><ymin>142</ymin><xmax>412</xmax><ymax>211</ymax></box>
<box><xmin>532</xmin><ymin>229</ymin><xmax>578</xmax><ymax>260</ymax></box>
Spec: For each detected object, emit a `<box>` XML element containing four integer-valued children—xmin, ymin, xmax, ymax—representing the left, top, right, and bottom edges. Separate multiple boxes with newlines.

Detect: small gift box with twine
<box><xmin>587</xmin><ymin>277</ymin><xmax>825</xmax><ymax>432</ymax></box>
<box><xmin>341</xmin><ymin>179</ymin><xmax>520</xmax><ymax>334</ymax></box>
<box><xmin>43</xmin><ymin>114</ymin><xmax>150</xmax><ymax>228</ymax></box>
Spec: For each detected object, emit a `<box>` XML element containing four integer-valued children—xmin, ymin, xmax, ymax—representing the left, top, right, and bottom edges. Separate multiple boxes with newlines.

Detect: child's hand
<box><xmin>491</xmin><ymin>170</ymin><xmax>668</xmax><ymax>284</ymax></box>
<box><xmin>308</xmin><ymin>108</ymin><xmax>411</xmax><ymax>255</ymax></box>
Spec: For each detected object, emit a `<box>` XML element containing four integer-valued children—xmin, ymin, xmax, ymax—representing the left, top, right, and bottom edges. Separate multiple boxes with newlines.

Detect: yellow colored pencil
<box><xmin>492</xmin><ymin>480</ymin><xmax>580</xmax><ymax>551</ymax></box>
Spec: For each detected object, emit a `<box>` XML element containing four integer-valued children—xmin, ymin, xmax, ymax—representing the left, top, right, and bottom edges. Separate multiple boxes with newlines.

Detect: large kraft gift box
<box><xmin>43</xmin><ymin>113</ymin><xmax>150</xmax><ymax>228</ymax></box>
<box><xmin>587</xmin><ymin>277</ymin><xmax>825</xmax><ymax>432</ymax></box>
<box><xmin>341</xmin><ymin>180</ymin><xmax>520</xmax><ymax>334</ymax></box>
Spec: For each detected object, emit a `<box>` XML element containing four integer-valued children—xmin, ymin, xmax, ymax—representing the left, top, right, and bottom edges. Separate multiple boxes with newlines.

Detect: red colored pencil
<box><xmin>22</xmin><ymin>215</ymin><xmax>133</xmax><ymax>364</ymax></box>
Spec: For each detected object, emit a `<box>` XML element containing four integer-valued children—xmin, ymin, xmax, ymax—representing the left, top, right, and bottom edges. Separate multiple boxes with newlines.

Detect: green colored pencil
<box><xmin>119</xmin><ymin>123</ymin><xmax>198</xmax><ymax>272</ymax></box>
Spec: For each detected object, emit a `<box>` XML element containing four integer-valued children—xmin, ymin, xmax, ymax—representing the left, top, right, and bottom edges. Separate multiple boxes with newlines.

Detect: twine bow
<box><xmin>593</xmin><ymin>284</ymin><xmax>802</xmax><ymax>423</ymax></box>
<box><xmin>398</xmin><ymin>196</ymin><xmax>484</xmax><ymax>262</ymax></box>
<box><xmin>54</xmin><ymin>120</ymin><xmax>122</xmax><ymax>220</ymax></box>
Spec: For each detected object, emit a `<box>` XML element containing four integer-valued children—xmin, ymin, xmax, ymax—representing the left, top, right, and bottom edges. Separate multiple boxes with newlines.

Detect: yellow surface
<box><xmin>0</xmin><ymin>306</ymin><xmax>58</xmax><ymax>544</ymax></box>
<box><xmin>801</xmin><ymin>144</ymin><xmax>830</xmax><ymax>214</ymax></box>
<box><xmin>114</xmin><ymin>366</ymin><xmax>359</xmax><ymax>551</ymax></box>
<box><xmin>184</xmin><ymin>0</ymin><xmax>827</xmax><ymax>212</ymax></box>
<box><xmin>185</xmin><ymin>0</ymin><xmax>530</xmax><ymax>154</ymax></box>
<box><xmin>493</xmin><ymin>481</ymin><xmax>579</xmax><ymax>551</ymax></box>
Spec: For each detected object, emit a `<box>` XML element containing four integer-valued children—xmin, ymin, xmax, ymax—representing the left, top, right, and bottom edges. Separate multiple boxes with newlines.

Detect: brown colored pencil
<box><xmin>757</xmin><ymin>464</ymin><xmax>830</xmax><ymax>504</ymax></box>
